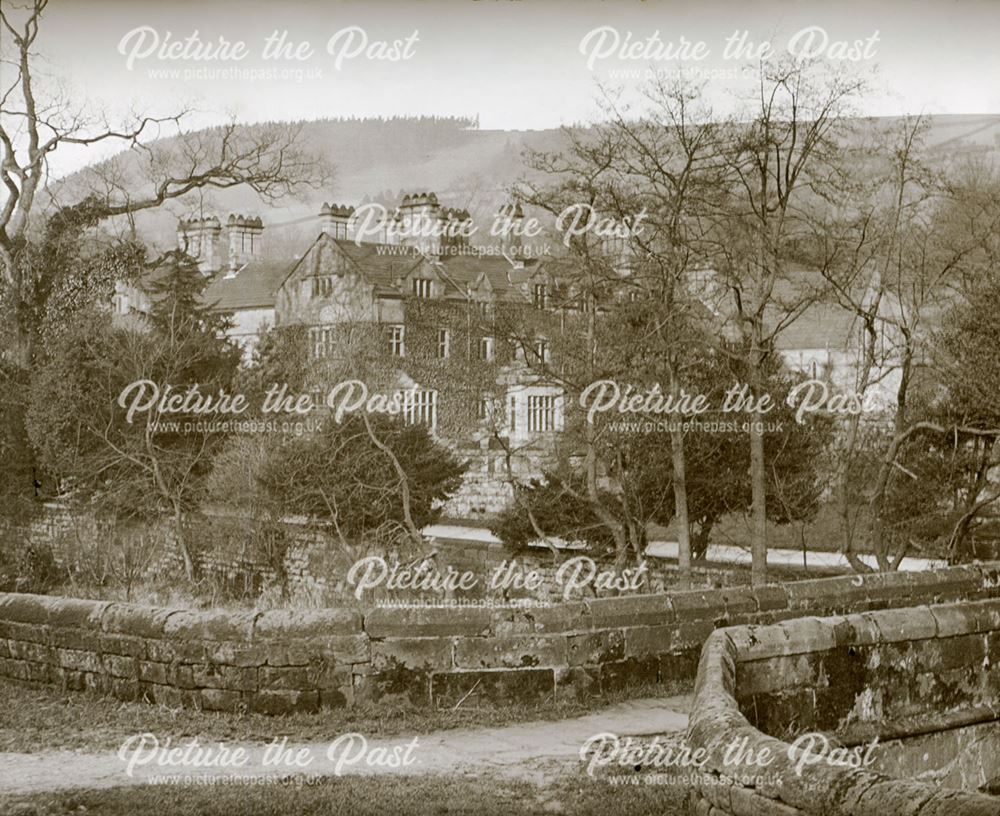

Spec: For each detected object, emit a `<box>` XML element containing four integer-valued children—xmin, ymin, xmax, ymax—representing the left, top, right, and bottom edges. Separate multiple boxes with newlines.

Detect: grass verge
<box><xmin>0</xmin><ymin>770</ymin><xmax>692</xmax><ymax>816</ymax></box>
<box><xmin>0</xmin><ymin>677</ymin><xmax>689</xmax><ymax>754</ymax></box>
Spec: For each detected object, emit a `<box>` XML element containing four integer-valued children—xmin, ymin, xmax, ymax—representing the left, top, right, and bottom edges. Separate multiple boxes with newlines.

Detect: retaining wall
<box><xmin>686</xmin><ymin>596</ymin><xmax>1000</xmax><ymax>815</ymax></box>
<box><xmin>0</xmin><ymin>564</ymin><xmax>998</xmax><ymax>716</ymax></box>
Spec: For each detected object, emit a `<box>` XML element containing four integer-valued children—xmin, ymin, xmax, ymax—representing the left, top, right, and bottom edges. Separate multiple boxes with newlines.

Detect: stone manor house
<box><xmin>111</xmin><ymin>191</ymin><xmax>900</xmax><ymax>514</ymax></box>
<box><xmin>177</xmin><ymin>195</ymin><xmax>567</xmax><ymax>456</ymax></box>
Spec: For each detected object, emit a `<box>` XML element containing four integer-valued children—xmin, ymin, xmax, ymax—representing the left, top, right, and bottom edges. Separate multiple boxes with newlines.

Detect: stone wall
<box><xmin>441</xmin><ymin>469</ymin><xmax>514</xmax><ymax>520</ymax></box>
<box><xmin>686</xmin><ymin>595</ymin><xmax>1000</xmax><ymax>815</ymax></box>
<box><xmin>1</xmin><ymin>564</ymin><xmax>999</xmax><ymax>717</ymax></box>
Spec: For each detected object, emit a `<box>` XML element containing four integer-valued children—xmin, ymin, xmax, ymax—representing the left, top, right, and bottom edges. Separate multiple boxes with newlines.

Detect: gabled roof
<box><xmin>705</xmin><ymin>264</ymin><xmax>869</xmax><ymax>353</ymax></box>
<box><xmin>266</xmin><ymin>233</ymin><xmax>427</xmax><ymax>302</ymax></box>
<box><xmin>773</xmin><ymin>303</ymin><xmax>859</xmax><ymax>351</ymax></box>
<box><xmin>768</xmin><ymin>266</ymin><xmax>867</xmax><ymax>352</ymax></box>
<box><xmin>202</xmin><ymin>259</ymin><xmax>290</xmax><ymax>311</ymax></box>
<box><xmin>329</xmin><ymin>237</ymin><xmax>425</xmax><ymax>296</ymax></box>
<box><xmin>316</xmin><ymin>234</ymin><xmax>542</xmax><ymax>303</ymax></box>
<box><xmin>202</xmin><ymin>216</ymin><xmax>553</xmax><ymax>312</ymax></box>
<box><xmin>433</xmin><ymin>255</ymin><xmax>542</xmax><ymax>302</ymax></box>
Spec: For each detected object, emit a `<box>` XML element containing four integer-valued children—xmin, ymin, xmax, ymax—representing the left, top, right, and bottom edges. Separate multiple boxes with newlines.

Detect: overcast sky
<box><xmin>12</xmin><ymin>0</ymin><xmax>1000</xmax><ymax>176</ymax></box>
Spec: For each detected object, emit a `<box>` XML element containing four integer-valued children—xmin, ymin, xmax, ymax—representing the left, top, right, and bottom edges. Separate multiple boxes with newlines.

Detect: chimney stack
<box><xmin>177</xmin><ymin>216</ymin><xmax>223</xmax><ymax>274</ymax></box>
<box><xmin>496</xmin><ymin>202</ymin><xmax>524</xmax><ymax>258</ymax></box>
<box><xmin>319</xmin><ymin>203</ymin><xmax>355</xmax><ymax>240</ymax></box>
<box><xmin>227</xmin><ymin>214</ymin><xmax>263</xmax><ymax>274</ymax></box>
<box><xmin>440</xmin><ymin>207</ymin><xmax>472</xmax><ymax>254</ymax></box>
<box><xmin>397</xmin><ymin>192</ymin><xmax>441</xmax><ymax>255</ymax></box>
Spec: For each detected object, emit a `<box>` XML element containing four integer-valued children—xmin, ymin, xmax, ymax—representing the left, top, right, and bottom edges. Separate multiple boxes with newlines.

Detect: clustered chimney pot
<box><xmin>319</xmin><ymin>202</ymin><xmax>356</xmax><ymax>240</ymax></box>
<box><xmin>176</xmin><ymin>215</ymin><xmax>222</xmax><ymax>274</ymax></box>
<box><xmin>226</xmin><ymin>213</ymin><xmax>264</xmax><ymax>273</ymax></box>
<box><xmin>395</xmin><ymin>192</ymin><xmax>474</xmax><ymax>256</ymax></box>
<box><xmin>177</xmin><ymin>213</ymin><xmax>264</xmax><ymax>275</ymax></box>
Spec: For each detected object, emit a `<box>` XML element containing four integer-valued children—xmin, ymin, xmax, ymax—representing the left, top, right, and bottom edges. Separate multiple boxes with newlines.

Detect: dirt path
<box><xmin>0</xmin><ymin>695</ymin><xmax>690</xmax><ymax>795</ymax></box>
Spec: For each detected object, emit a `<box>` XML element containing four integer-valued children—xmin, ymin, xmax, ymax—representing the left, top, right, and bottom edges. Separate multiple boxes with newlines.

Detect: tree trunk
<box><xmin>581</xmin><ymin>285</ymin><xmax>627</xmax><ymax>559</ymax></box>
<box><xmin>362</xmin><ymin>413</ymin><xmax>423</xmax><ymax>547</ymax></box>
<box><xmin>692</xmin><ymin>519</ymin><xmax>714</xmax><ymax>560</ymax></box>
<box><xmin>748</xmin><ymin>336</ymin><xmax>768</xmax><ymax>587</ymax></box>
<box><xmin>836</xmin><ymin>313</ymin><xmax>879</xmax><ymax>573</ymax></box>
<box><xmin>895</xmin><ymin>341</ymin><xmax>913</xmax><ymax>434</ymax></box>
<box><xmin>173</xmin><ymin>503</ymin><xmax>195</xmax><ymax>581</ymax></box>
<box><xmin>749</xmin><ymin>416</ymin><xmax>768</xmax><ymax>586</ymax></box>
<box><xmin>8</xmin><ymin>275</ymin><xmax>33</xmax><ymax>367</ymax></box>
<box><xmin>12</xmin><ymin>321</ymin><xmax>32</xmax><ymax>368</ymax></box>
<box><xmin>668</xmin><ymin>377</ymin><xmax>692</xmax><ymax>588</ymax></box>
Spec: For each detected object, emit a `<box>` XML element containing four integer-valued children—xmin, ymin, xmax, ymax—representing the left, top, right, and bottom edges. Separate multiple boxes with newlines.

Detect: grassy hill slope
<box><xmin>58</xmin><ymin>113</ymin><xmax>1000</xmax><ymax>255</ymax></box>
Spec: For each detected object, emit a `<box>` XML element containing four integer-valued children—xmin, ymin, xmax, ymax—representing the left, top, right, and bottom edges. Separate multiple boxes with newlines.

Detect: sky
<box><xmin>6</xmin><ymin>0</ymin><xmax>1000</xmax><ymax>177</ymax></box>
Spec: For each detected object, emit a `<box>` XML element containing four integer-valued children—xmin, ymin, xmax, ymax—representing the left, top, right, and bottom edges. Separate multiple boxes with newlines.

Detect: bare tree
<box><xmin>506</xmin><ymin>71</ymin><xmax>841</xmax><ymax>586</ymax></box>
<box><xmin>0</xmin><ymin>0</ymin><xmax>327</xmax><ymax>362</ymax></box>
<box><xmin>516</xmin><ymin>133</ymin><xmax>644</xmax><ymax>563</ymax></box>
<box><xmin>593</xmin><ymin>78</ymin><xmax>728</xmax><ymax>586</ymax></box>
<box><xmin>708</xmin><ymin>59</ymin><xmax>865</xmax><ymax>585</ymax></box>
<box><xmin>815</xmin><ymin>119</ymin><xmax>1000</xmax><ymax>569</ymax></box>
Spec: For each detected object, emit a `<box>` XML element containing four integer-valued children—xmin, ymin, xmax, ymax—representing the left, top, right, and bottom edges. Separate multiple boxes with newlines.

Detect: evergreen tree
<box><xmin>143</xmin><ymin>250</ymin><xmax>241</xmax><ymax>383</ymax></box>
<box><xmin>28</xmin><ymin>252</ymin><xmax>241</xmax><ymax>579</ymax></box>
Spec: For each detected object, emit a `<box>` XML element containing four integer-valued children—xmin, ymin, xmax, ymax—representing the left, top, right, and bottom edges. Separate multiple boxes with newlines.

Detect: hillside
<box><xmin>60</xmin><ymin>113</ymin><xmax>1000</xmax><ymax>255</ymax></box>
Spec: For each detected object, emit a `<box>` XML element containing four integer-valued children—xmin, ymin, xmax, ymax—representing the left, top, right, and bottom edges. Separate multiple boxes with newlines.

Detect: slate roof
<box><xmin>199</xmin><ymin>235</ymin><xmax>868</xmax><ymax>354</ymax></box>
<box><xmin>202</xmin><ymin>259</ymin><xmax>290</xmax><ymax>311</ymax></box>
<box><xmin>758</xmin><ymin>266</ymin><xmax>867</xmax><ymax>352</ymax></box>
<box><xmin>433</xmin><ymin>254</ymin><xmax>542</xmax><ymax>302</ymax></box>
<box><xmin>773</xmin><ymin>303</ymin><xmax>860</xmax><ymax>351</ymax></box>
<box><xmin>329</xmin><ymin>239</ymin><xmax>424</xmax><ymax>296</ymax></box>
<box><xmin>315</xmin><ymin>236</ymin><xmax>544</xmax><ymax>302</ymax></box>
